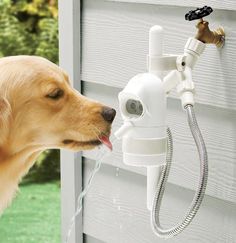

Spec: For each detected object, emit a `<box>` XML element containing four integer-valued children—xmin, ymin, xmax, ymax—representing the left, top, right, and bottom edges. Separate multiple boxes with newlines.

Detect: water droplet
<box><xmin>116</xmin><ymin>167</ymin><xmax>120</xmax><ymax>177</ymax></box>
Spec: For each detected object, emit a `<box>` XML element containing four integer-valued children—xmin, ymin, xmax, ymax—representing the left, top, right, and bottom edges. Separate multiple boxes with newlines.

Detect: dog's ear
<box><xmin>0</xmin><ymin>97</ymin><xmax>11</xmax><ymax>144</ymax></box>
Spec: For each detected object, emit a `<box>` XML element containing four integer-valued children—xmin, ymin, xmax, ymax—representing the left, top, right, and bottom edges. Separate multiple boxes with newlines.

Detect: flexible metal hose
<box><xmin>151</xmin><ymin>104</ymin><xmax>208</xmax><ymax>238</ymax></box>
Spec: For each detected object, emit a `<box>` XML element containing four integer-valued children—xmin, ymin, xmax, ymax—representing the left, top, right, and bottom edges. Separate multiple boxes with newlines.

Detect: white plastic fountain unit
<box><xmin>115</xmin><ymin>6</ymin><xmax>225</xmax><ymax>238</ymax></box>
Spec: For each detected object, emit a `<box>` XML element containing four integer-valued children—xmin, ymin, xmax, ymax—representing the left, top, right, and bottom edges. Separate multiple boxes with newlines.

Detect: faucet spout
<box><xmin>195</xmin><ymin>20</ymin><xmax>225</xmax><ymax>48</ymax></box>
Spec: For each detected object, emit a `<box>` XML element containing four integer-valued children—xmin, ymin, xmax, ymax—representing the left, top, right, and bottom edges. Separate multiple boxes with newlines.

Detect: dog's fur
<box><xmin>0</xmin><ymin>56</ymin><xmax>113</xmax><ymax>213</ymax></box>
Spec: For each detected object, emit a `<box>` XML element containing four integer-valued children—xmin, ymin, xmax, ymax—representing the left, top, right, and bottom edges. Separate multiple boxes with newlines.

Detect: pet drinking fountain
<box><xmin>115</xmin><ymin>6</ymin><xmax>225</xmax><ymax>238</ymax></box>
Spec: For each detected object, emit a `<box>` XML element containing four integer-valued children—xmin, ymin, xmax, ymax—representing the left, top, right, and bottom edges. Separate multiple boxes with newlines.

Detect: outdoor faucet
<box><xmin>185</xmin><ymin>5</ymin><xmax>225</xmax><ymax>47</ymax></box>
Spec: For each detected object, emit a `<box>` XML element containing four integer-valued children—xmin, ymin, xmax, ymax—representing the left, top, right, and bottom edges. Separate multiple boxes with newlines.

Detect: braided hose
<box><xmin>151</xmin><ymin>105</ymin><xmax>208</xmax><ymax>238</ymax></box>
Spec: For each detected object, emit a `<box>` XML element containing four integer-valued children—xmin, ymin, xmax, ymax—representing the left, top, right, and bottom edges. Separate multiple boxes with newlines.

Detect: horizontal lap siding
<box><xmin>81</xmin><ymin>0</ymin><xmax>236</xmax><ymax>110</ymax></box>
<box><xmin>84</xmin><ymin>234</ymin><xmax>105</xmax><ymax>243</ymax></box>
<box><xmin>107</xmin><ymin>0</ymin><xmax>236</xmax><ymax>11</ymax></box>
<box><xmin>82</xmin><ymin>81</ymin><xmax>236</xmax><ymax>204</ymax></box>
<box><xmin>81</xmin><ymin>0</ymin><xmax>236</xmax><ymax>242</ymax></box>
<box><xmin>83</xmin><ymin>159</ymin><xmax>236</xmax><ymax>243</ymax></box>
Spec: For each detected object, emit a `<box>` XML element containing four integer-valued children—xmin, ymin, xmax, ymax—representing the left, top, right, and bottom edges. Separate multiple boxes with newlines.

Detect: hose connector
<box><xmin>176</xmin><ymin>67</ymin><xmax>195</xmax><ymax>108</ymax></box>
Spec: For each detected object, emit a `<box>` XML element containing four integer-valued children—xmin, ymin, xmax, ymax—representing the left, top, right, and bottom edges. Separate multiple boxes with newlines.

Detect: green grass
<box><xmin>0</xmin><ymin>182</ymin><xmax>61</xmax><ymax>243</ymax></box>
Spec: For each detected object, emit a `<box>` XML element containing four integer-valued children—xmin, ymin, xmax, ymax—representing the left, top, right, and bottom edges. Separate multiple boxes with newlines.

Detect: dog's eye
<box><xmin>46</xmin><ymin>89</ymin><xmax>64</xmax><ymax>100</ymax></box>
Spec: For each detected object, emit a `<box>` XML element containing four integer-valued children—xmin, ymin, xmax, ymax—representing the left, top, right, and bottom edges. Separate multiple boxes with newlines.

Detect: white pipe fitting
<box><xmin>184</xmin><ymin>38</ymin><xmax>206</xmax><ymax>69</ymax></box>
<box><xmin>115</xmin><ymin>25</ymin><xmax>205</xmax><ymax>211</ymax></box>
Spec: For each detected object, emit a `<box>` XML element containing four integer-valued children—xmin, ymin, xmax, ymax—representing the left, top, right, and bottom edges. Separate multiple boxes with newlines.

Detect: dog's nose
<box><xmin>101</xmin><ymin>107</ymin><xmax>116</xmax><ymax>123</ymax></box>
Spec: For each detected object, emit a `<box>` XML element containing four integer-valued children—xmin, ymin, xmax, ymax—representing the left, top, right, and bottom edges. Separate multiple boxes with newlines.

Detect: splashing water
<box><xmin>64</xmin><ymin>138</ymin><xmax>117</xmax><ymax>243</ymax></box>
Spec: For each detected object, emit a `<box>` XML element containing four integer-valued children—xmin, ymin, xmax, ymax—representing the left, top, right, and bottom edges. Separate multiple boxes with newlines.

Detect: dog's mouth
<box><xmin>63</xmin><ymin>139</ymin><xmax>102</xmax><ymax>146</ymax></box>
<box><xmin>62</xmin><ymin>133</ymin><xmax>113</xmax><ymax>150</ymax></box>
<box><xmin>98</xmin><ymin>134</ymin><xmax>113</xmax><ymax>150</ymax></box>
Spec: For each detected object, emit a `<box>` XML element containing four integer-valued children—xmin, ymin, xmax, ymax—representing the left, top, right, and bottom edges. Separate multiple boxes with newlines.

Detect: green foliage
<box><xmin>0</xmin><ymin>0</ymin><xmax>58</xmax><ymax>63</ymax></box>
<box><xmin>0</xmin><ymin>0</ymin><xmax>34</xmax><ymax>56</ymax></box>
<box><xmin>11</xmin><ymin>0</ymin><xmax>58</xmax><ymax>19</ymax></box>
<box><xmin>35</xmin><ymin>17</ymin><xmax>58</xmax><ymax>63</ymax></box>
<box><xmin>23</xmin><ymin>150</ymin><xmax>60</xmax><ymax>184</ymax></box>
<box><xmin>0</xmin><ymin>0</ymin><xmax>60</xmax><ymax>182</ymax></box>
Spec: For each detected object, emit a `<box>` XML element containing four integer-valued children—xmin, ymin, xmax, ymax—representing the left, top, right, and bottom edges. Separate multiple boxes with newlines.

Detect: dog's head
<box><xmin>0</xmin><ymin>56</ymin><xmax>116</xmax><ymax>153</ymax></box>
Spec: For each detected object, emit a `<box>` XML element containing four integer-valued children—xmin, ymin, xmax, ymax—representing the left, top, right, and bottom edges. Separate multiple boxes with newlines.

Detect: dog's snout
<box><xmin>101</xmin><ymin>107</ymin><xmax>116</xmax><ymax>123</ymax></box>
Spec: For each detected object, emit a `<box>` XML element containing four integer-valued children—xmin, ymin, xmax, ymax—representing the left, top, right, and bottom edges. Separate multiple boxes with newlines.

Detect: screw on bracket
<box><xmin>185</xmin><ymin>6</ymin><xmax>225</xmax><ymax>48</ymax></box>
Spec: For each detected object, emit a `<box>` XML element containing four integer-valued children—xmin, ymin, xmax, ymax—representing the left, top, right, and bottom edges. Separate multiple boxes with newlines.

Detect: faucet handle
<box><xmin>185</xmin><ymin>6</ymin><xmax>213</xmax><ymax>21</ymax></box>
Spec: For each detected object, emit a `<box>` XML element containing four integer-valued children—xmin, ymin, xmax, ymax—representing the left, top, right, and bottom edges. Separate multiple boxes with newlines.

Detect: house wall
<box><xmin>80</xmin><ymin>0</ymin><xmax>236</xmax><ymax>242</ymax></box>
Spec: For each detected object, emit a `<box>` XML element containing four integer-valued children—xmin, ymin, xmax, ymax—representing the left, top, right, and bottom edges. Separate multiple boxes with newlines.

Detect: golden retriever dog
<box><xmin>0</xmin><ymin>55</ymin><xmax>116</xmax><ymax>214</ymax></box>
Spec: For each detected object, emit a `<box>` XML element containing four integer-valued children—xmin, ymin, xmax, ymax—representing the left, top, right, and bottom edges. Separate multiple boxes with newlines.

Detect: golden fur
<box><xmin>0</xmin><ymin>55</ymin><xmax>113</xmax><ymax>213</ymax></box>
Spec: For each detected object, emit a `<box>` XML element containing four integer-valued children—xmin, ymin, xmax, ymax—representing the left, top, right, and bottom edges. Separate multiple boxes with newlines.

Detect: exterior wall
<box><xmin>80</xmin><ymin>0</ymin><xmax>236</xmax><ymax>242</ymax></box>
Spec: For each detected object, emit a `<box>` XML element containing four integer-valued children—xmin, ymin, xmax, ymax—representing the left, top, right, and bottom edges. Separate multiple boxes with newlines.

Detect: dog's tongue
<box><xmin>99</xmin><ymin>135</ymin><xmax>113</xmax><ymax>151</ymax></box>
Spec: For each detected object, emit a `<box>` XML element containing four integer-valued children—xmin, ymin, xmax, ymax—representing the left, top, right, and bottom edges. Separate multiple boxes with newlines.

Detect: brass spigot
<box><xmin>195</xmin><ymin>20</ymin><xmax>225</xmax><ymax>48</ymax></box>
<box><xmin>185</xmin><ymin>6</ymin><xmax>225</xmax><ymax>48</ymax></box>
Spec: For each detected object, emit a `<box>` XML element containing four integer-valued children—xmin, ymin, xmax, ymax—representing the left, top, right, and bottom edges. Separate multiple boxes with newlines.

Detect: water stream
<box><xmin>65</xmin><ymin>138</ymin><xmax>118</xmax><ymax>243</ymax></box>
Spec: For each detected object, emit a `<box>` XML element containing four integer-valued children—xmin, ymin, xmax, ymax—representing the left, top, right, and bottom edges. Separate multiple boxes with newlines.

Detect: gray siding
<box><xmin>81</xmin><ymin>0</ymin><xmax>236</xmax><ymax>110</ymax></box>
<box><xmin>82</xmin><ymin>81</ymin><xmax>236</xmax><ymax>204</ymax></box>
<box><xmin>107</xmin><ymin>0</ymin><xmax>236</xmax><ymax>11</ymax></box>
<box><xmin>80</xmin><ymin>0</ymin><xmax>236</xmax><ymax>242</ymax></box>
<box><xmin>83</xmin><ymin>159</ymin><xmax>236</xmax><ymax>243</ymax></box>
